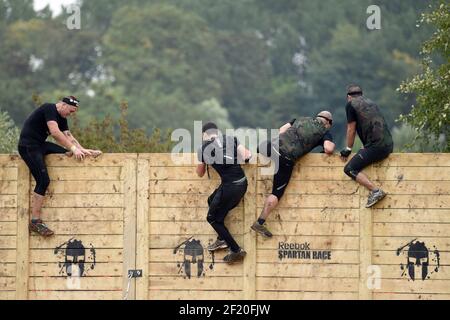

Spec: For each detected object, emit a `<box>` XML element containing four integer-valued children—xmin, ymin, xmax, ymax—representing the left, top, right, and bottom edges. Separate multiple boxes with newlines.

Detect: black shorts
<box><xmin>258</xmin><ymin>140</ymin><xmax>295</xmax><ymax>200</ymax></box>
<box><xmin>344</xmin><ymin>145</ymin><xmax>393</xmax><ymax>180</ymax></box>
<box><xmin>271</xmin><ymin>156</ymin><xmax>295</xmax><ymax>200</ymax></box>
<box><xmin>18</xmin><ymin>142</ymin><xmax>67</xmax><ymax>196</ymax></box>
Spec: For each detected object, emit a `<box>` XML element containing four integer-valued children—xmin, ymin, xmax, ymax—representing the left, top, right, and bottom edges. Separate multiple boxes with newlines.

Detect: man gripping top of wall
<box><xmin>18</xmin><ymin>96</ymin><xmax>102</xmax><ymax>237</ymax></box>
<box><xmin>340</xmin><ymin>85</ymin><xmax>394</xmax><ymax>208</ymax></box>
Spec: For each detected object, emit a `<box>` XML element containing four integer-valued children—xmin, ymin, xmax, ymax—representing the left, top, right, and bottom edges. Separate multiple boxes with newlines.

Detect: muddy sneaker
<box><xmin>251</xmin><ymin>222</ymin><xmax>273</xmax><ymax>238</ymax></box>
<box><xmin>366</xmin><ymin>189</ymin><xmax>387</xmax><ymax>208</ymax></box>
<box><xmin>223</xmin><ymin>249</ymin><xmax>247</xmax><ymax>264</ymax></box>
<box><xmin>207</xmin><ymin>239</ymin><xmax>229</xmax><ymax>252</ymax></box>
<box><xmin>29</xmin><ymin>219</ymin><xmax>54</xmax><ymax>237</ymax></box>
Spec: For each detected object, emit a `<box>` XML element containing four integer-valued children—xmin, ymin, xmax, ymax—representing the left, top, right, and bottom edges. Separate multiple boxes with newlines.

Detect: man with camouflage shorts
<box><xmin>252</xmin><ymin>111</ymin><xmax>336</xmax><ymax>238</ymax></box>
<box><xmin>340</xmin><ymin>85</ymin><xmax>394</xmax><ymax>208</ymax></box>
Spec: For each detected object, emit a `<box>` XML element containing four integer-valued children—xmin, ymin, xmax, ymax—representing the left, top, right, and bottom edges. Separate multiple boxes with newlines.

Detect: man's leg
<box><xmin>207</xmin><ymin>188</ymin><xmax>226</xmax><ymax>250</ymax></box>
<box><xmin>207</xmin><ymin>189</ymin><xmax>242</xmax><ymax>253</ymax></box>
<box><xmin>43</xmin><ymin>141</ymin><xmax>69</xmax><ymax>155</ymax></box>
<box><xmin>18</xmin><ymin>145</ymin><xmax>54</xmax><ymax>236</ymax></box>
<box><xmin>344</xmin><ymin>147</ymin><xmax>391</xmax><ymax>208</ymax></box>
<box><xmin>252</xmin><ymin>157</ymin><xmax>294</xmax><ymax>238</ymax></box>
<box><xmin>31</xmin><ymin>193</ymin><xmax>45</xmax><ymax>220</ymax></box>
<box><xmin>219</xmin><ymin>183</ymin><xmax>248</xmax><ymax>263</ymax></box>
<box><xmin>354</xmin><ymin>172</ymin><xmax>377</xmax><ymax>191</ymax></box>
<box><xmin>259</xmin><ymin>195</ymin><xmax>279</xmax><ymax>221</ymax></box>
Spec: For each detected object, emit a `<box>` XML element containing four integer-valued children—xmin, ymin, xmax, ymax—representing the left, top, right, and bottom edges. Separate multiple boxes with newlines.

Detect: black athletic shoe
<box><xmin>223</xmin><ymin>249</ymin><xmax>246</xmax><ymax>264</ymax></box>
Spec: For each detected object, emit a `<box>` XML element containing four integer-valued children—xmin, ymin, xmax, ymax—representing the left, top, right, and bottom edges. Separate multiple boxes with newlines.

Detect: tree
<box><xmin>0</xmin><ymin>0</ymin><xmax>35</xmax><ymax>24</ymax></box>
<box><xmin>0</xmin><ymin>0</ymin><xmax>438</xmax><ymax>147</ymax></box>
<box><xmin>398</xmin><ymin>2</ymin><xmax>450</xmax><ymax>152</ymax></box>
<box><xmin>70</xmin><ymin>102</ymin><xmax>174</xmax><ymax>153</ymax></box>
<box><xmin>98</xmin><ymin>3</ymin><xmax>233</xmax><ymax>132</ymax></box>
<box><xmin>0</xmin><ymin>109</ymin><xmax>19</xmax><ymax>153</ymax></box>
<box><xmin>0</xmin><ymin>16</ymin><xmax>99</xmax><ymax>123</ymax></box>
<box><xmin>391</xmin><ymin>124</ymin><xmax>445</xmax><ymax>152</ymax></box>
<box><xmin>190</xmin><ymin>98</ymin><xmax>233</xmax><ymax>131</ymax></box>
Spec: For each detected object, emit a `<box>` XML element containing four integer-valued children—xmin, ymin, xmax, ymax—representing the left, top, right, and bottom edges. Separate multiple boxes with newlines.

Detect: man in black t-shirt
<box><xmin>253</xmin><ymin>111</ymin><xmax>336</xmax><ymax>238</ymax></box>
<box><xmin>197</xmin><ymin>122</ymin><xmax>252</xmax><ymax>264</ymax></box>
<box><xmin>340</xmin><ymin>85</ymin><xmax>394</xmax><ymax>208</ymax></box>
<box><xmin>18</xmin><ymin>96</ymin><xmax>102</xmax><ymax>237</ymax></box>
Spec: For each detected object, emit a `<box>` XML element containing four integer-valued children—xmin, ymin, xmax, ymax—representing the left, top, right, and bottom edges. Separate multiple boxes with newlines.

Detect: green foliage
<box><xmin>94</xmin><ymin>3</ymin><xmax>233</xmax><ymax>131</ymax></box>
<box><xmin>398</xmin><ymin>2</ymin><xmax>450</xmax><ymax>152</ymax></box>
<box><xmin>0</xmin><ymin>0</ymin><xmax>440</xmax><ymax>153</ymax></box>
<box><xmin>1</xmin><ymin>0</ymin><xmax>35</xmax><ymax>24</ymax></box>
<box><xmin>0</xmin><ymin>109</ymin><xmax>19</xmax><ymax>154</ymax></box>
<box><xmin>391</xmin><ymin>124</ymin><xmax>445</xmax><ymax>153</ymax></box>
<box><xmin>70</xmin><ymin>102</ymin><xmax>174</xmax><ymax>153</ymax></box>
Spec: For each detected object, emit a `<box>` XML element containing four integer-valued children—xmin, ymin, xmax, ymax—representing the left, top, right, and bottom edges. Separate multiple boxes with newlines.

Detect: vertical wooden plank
<box><xmin>16</xmin><ymin>161</ymin><xmax>30</xmax><ymax>300</ymax></box>
<box><xmin>122</xmin><ymin>157</ymin><xmax>137</xmax><ymax>300</ymax></box>
<box><xmin>243</xmin><ymin>164</ymin><xmax>257</xmax><ymax>300</ymax></box>
<box><xmin>359</xmin><ymin>166</ymin><xmax>373</xmax><ymax>300</ymax></box>
<box><xmin>136</xmin><ymin>157</ymin><xmax>149</xmax><ymax>300</ymax></box>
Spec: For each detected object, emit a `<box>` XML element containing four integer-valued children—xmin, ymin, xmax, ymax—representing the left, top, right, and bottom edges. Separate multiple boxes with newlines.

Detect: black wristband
<box><xmin>340</xmin><ymin>148</ymin><xmax>351</xmax><ymax>157</ymax></box>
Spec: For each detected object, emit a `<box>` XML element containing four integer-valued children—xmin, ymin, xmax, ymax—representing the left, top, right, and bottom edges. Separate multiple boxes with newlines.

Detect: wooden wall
<box><xmin>371</xmin><ymin>155</ymin><xmax>450</xmax><ymax>300</ymax></box>
<box><xmin>0</xmin><ymin>153</ymin><xmax>449</xmax><ymax>300</ymax></box>
<box><xmin>256</xmin><ymin>155</ymin><xmax>360</xmax><ymax>300</ymax></box>
<box><xmin>0</xmin><ymin>155</ymin><xmax>19</xmax><ymax>300</ymax></box>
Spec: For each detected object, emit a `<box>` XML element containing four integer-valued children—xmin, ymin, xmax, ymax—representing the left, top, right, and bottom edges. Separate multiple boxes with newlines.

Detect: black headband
<box><xmin>317</xmin><ymin>115</ymin><xmax>333</xmax><ymax>125</ymax></box>
<box><xmin>62</xmin><ymin>96</ymin><xmax>80</xmax><ymax>107</ymax></box>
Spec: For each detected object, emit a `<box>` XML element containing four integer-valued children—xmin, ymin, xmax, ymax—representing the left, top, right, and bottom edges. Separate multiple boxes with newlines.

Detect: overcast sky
<box><xmin>34</xmin><ymin>0</ymin><xmax>76</xmax><ymax>15</ymax></box>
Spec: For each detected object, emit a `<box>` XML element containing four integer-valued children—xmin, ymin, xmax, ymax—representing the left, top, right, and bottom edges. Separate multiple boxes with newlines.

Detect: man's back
<box><xmin>346</xmin><ymin>96</ymin><xmax>393</xmax><ymax>149</ymax></box>
<box><xmin>198</xmin><ymin>135</ymin><xmax>245</xmax><ymax>184</ymax></box>
<box><xmin>279</xmin><ymin>117</ymin><xmax>329</xmax><ymax>161</ymax></box>
<box><xmin>19</xmin><ymin>103</ymin><xmax>68</xmax><ymax>147</ymax></box>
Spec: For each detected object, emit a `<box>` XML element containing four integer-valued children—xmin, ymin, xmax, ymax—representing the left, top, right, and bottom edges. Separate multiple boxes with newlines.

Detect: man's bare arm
<box><xmin>237</xmin><ymin>144</ymin><xmax>252</xmax><ymax>163</ymax></box>
<box><xmin>279</xmin><ymin>123</ymin><xmax>292</xmax><ymax>135</ymax></box>
<box><xmin>47</xmin><ymin>122</ymin><xmax>76</xmax><ymax>150</ymax></box>
<box><xmin>340</xmin><ymin>122</ymin><xmax>357</xmax><ymax>161</ymax></box>
<box><xmin>64</xmin><ymin>130</ymin><xmax>102</xmax><ymax>156</ymax></box>
<box><xmin>63</xmin><ymin>131</ymin><xmax>84</xmax><ymax>149</ymax></box>
<box><xmin>48</xmin><ymin>122</ymin><xmax>86</xmax><ymax>160</ymax></box>
<box><xmin>323</xmin><ymin>141</ymin><xmax>336</xmax><ymax>155</ymax></box>
<box><xmin>197</xmin><ymin>163</ymin><xmax>206</xmax><ymax>177</ymax></box>
<box><xmin>346</xmin><ymin>122</ymin><xmax>357</xmax><ymax>149</ymax></box>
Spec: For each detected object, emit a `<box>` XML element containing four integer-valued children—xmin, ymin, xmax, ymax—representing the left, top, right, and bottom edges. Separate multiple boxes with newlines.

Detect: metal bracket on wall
<box><xmin>128</xmin><ymin>270</ymin><xmax>143</xmax><ymax>278</ymax></box>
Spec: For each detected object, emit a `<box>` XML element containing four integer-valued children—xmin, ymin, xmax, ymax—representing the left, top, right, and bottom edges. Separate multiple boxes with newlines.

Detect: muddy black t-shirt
<box><xmin>197</xmin><ymin>135</ymin><xmax>246</xmax><ymax>184</ymax></box>
<box><xmin>19</xmin><ymin>103</ymin><xmax>69</xmax><ymax>147</ymax></box>
<box><xmin>346</xmin><ymin>97</ymin><xmax>393</xmax><ymax>149</ymax></box>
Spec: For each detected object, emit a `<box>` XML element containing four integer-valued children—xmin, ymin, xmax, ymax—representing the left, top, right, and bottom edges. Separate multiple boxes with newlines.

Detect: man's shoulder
<box><xmin>27</xmin><ymin>103</ymin><xmax>54</xmax><ymax>119</ymax></box>
<box><xmin>355</xmin><ymin>96</ymin><xmax>377</xmax><ymax>107</ymax></box>
<box><xmin>292</xmin><ymin>117</ymin><xmax>313</xmax><ymax>126</ymax></box>
<box><xmin>362</xmin><ymin>96</ymin><xmax>377</xmax><ymax>105</ymax></box>
<box><xmin>41</xmin><ymin>103</ymin><xmax>56</xmax><ymax>109</ymax></box>
<box><xmin>40</xmin><ymin>103</ymin><xmax>58</xmax><ymax>115</ymax></box>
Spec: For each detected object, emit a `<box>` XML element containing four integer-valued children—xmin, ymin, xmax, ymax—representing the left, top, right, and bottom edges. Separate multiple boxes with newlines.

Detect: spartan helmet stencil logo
<box><xmin>54</xmin><ymin>238</ymin><xmax>96</xmax><ymax>277</ymax></box>
<box><xmin>397</xmin><ymin>239</ymin><xmax>440</xmax><ymax>281</ymax></box>
<box><xmin>174</xmin><ymin>237</ymin><xmax>215</xmax><ymax>279</ymax></box>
